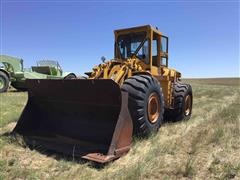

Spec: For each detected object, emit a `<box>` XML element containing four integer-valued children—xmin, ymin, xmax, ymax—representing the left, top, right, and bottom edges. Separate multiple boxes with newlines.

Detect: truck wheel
<box><xmin>169</xmin><ymin>82</ymin><xmax>193</xmax><ymax>121</ymax></box>
<box><xmin>64</xmin><ymin>73</ymin><xmax>76</xmax><ymax>79</ymax></box>
<box><xmin>122</xmin><ymin>75</ymin><xmax>164</xmax><ymax>137</ymax></box>
<box><xmin>0</xmin><ymin>71</ymin><xmax>9</xmax><ymax>93</ymax></box>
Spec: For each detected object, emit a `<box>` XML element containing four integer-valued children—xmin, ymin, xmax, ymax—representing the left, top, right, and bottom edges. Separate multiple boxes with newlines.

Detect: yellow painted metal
<box><xmin>87</xmin><ymin>25</ymin><xmax>181</xmax><ymax>108</ymax></box>
<box><xmin>88</xmin><ymin>58</ymin><xmax>147</xmax><ymax>86</ymax></box>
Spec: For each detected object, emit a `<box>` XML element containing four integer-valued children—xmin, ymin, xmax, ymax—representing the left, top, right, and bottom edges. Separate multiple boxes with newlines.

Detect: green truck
<box><xmin>0</xmin><ymin>55</ymin><xmax>76</xmax><ymax>92</ymax></box>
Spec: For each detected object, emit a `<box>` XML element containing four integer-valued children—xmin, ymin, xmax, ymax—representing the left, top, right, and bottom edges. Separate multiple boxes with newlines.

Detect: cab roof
<box><xmin>114</xmin><ymin>25</ymin><xmax>163</xmax><ymax>35</ymax></box>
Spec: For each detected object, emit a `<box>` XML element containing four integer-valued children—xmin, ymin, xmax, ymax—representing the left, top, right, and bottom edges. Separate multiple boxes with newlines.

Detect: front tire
<box><xmin>0</xmin><ymin>71</ymin><xmax>9</xmax><ymax>93</ymax></box>
<box><xmin>122</xmin><ymin>75</ymin><xmax>164</xmax><ymax>137</ymax></box>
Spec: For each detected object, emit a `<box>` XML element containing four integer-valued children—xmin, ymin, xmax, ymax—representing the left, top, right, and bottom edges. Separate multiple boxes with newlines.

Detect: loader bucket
<box><xmin>13</xmin><ymin>79</ymin><xmax>133</xmax><ymax>163</ymax></box>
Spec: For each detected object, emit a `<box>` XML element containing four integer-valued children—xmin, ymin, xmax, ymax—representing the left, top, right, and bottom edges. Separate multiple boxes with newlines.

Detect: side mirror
<box><xmin>101</xmin><ymin>56</ymin><xmax>106</xmax><ymax>63</ymax></box>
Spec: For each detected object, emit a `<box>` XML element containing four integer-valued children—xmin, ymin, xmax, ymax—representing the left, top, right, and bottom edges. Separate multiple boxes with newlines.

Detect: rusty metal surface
<box><xmin>13</xmin><ymin>79</ymin><xmax>133</xmax><ymax>163</ymax></box>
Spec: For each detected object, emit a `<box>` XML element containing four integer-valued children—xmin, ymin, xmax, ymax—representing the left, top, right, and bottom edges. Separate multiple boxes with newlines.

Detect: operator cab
<box><xmin>114</xmin><ymin>25</ymin><xmax>168</xmax><ymax>70</ymax></box>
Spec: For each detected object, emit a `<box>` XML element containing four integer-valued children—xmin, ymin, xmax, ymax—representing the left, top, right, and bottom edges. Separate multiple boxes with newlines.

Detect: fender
<box><xmin>63</xmin><ymin>73</ymin><xmax>77</xmax><ymax>79</ymax></box>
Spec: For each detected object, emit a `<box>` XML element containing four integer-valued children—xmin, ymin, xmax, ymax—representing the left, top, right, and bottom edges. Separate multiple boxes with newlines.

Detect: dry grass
<box><xmin>183</xmin><ymin>77</ymin><xmax>240</xmax><ymax>86</ymax></box>
<box><xmin>0</xmin><ymin>89</ymin><xmax>27</xmax><ymax>128</ymax></box>
<box><xmin>0</xmin><ymin>78</ymin><xmax>239</xmax><ymax>179</ymax></box>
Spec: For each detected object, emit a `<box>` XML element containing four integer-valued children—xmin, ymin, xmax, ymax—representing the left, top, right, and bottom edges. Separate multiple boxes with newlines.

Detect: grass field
<box><xmin>0</xmin><ymin>78</ymin><xmax>239</xmax><ymax>179</ymax></box>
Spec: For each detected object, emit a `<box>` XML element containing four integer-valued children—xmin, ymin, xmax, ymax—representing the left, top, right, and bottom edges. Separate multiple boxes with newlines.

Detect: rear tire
<box><xmin>166</xmin><ymin>82</ymin><xmax>193</xmax><ymax>121</ymax></box>
<box><xmin>122</xmin><ymin>75</ymin><xmax>164</xmax><ymax>137</ymax></box>
<box><xmin>0</xmin><ymin>71</ymin><xmax>9</xmax><ymax>93</ymax></box>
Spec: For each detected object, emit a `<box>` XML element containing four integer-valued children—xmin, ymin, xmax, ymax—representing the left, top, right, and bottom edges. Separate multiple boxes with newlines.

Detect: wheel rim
<box><xmin>184</xmin><ymin>95</ymin><xmax>192</xmax><ymax>116</ymax></box>
<box><xmin>0</xmin><ymin>76</ymin><xmax>5</xmax><ymax>89</ymax></box>
<box><xmin>147</xmin><ymin>92</ymin><xmax>160</xmax><ymax>123</ymax></box>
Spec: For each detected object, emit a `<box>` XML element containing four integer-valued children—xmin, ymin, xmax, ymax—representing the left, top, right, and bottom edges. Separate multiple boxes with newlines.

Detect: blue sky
<box><xmin>1</xmin><ymin>0</ymin><xmax>239</xmax><ymax>77</ymax></box>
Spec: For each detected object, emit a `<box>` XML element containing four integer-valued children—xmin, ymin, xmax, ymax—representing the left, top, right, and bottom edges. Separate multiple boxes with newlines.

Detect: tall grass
<box><xmin>0</xmin><ymin>91</ymin><xmax>27</xmax><ymax>128</ymax></box>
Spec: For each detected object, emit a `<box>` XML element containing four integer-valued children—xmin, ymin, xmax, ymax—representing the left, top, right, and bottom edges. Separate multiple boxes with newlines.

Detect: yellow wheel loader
<box><xmin>13</xmin><ymin>25</ymin><xmax>193</xmax><ymax>163</ymax></box>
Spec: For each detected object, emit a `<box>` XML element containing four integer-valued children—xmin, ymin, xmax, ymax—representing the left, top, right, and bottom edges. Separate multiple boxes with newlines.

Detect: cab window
<box><xmin>152</xmin><ymin>33</ymin><xmax>159</xmax><ymax>66</ymax></box>
<box><xmin>160</xmin><ymin>36</ymin><xmax>168</xmax><ymax>66</ymax></box>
